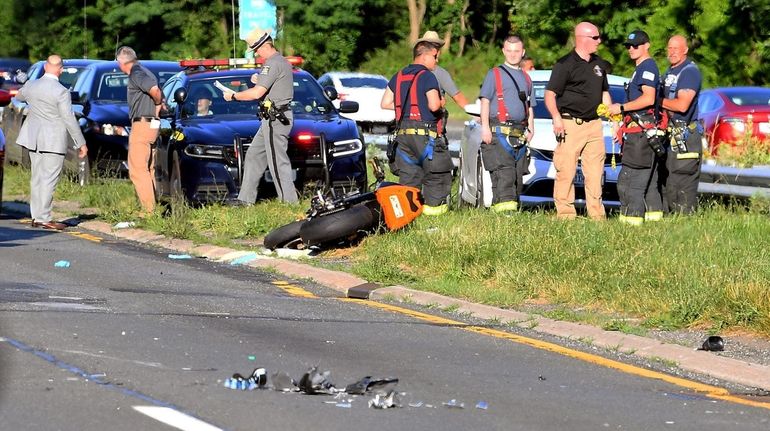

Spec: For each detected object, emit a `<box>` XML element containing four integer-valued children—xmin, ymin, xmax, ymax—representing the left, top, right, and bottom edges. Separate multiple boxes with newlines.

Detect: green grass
<box><xmin>4</xmin><ymin>159</ymin><xmax>770</xmax><ymax>337</ymax></box>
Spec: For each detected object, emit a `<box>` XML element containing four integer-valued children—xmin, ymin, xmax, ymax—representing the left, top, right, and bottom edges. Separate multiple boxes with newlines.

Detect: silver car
<box><xmin>457</xmin><ymin>69</ymin><xmax>628</xmax><ymax>208</ymax></box>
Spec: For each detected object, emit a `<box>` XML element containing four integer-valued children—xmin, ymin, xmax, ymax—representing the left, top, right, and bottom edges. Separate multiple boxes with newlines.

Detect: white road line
<box><xmin>132</xmin><ymin>406</ymin><xmax>223</xmax><ymax>431</ymax></box>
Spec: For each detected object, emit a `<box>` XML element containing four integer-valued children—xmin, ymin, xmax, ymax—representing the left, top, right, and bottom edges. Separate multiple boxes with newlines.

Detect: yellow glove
<box><xmin>597</xmin><ymin>104</ymin><xmax>622</xmax><ymax>122</ymax></box>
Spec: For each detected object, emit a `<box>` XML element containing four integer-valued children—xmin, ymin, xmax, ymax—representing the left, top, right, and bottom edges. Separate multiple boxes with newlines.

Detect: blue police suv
<box><xmin>155</xmin><ymin>58</ymin><xmax>366</xmax><ymax>203</ymax></box>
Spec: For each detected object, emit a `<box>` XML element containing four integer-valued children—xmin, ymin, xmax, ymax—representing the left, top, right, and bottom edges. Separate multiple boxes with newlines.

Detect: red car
<box><xmin>0</xmin><ymin>87</ymin><xmax>11</xmax><ymax>106</ymax></box>
<box><xmin>698</xmin><ymin>87</ymin><xmax>770</xmax><ymax>154</ymax></box>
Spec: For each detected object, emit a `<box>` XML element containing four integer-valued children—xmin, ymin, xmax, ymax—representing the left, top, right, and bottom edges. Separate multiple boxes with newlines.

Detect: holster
<box><xmin>386</xmin><ymin>132</ymin><xmax>398</xmax><ymax>163</ymax></box>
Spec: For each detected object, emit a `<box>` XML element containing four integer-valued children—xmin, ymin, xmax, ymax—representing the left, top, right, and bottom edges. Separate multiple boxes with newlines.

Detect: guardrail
<box><xmin>699</xmin><ymin>161</ymin><xmax>770</xmax><ymax>198</ymax></box>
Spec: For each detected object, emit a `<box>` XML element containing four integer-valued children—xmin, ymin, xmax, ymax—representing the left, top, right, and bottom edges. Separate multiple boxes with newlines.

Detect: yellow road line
<box><xmin>341</xmin><ymin>298</ymin><xmax>770</xmax><ymax>410</ymax></box>
<box><xmin>271</xmin><ymin>281</ymin><xmax>317</xmax><ymax>298</ymax></box>
<box><xmin>67</xmin><ymin>231</ymin><xmax>102</xmax><ymax>242</ymax></box>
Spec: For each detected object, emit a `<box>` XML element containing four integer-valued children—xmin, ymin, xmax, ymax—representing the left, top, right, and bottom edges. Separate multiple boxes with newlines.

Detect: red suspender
<box><xmin>395</xmin><ymin>69</ymin><xmax>426</xmax><ymax>122</ymax></box>
<box><xmin>493</xmin><ymin>68</ymin><xmax>509</xmax><ymax>123</ymax></box>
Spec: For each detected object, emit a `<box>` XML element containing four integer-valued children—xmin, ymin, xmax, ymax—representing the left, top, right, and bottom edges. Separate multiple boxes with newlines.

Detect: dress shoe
<box><xmin>31</xmin><ymin>220</ymin><xmax>68</xmax><ymax>231</ymax></box>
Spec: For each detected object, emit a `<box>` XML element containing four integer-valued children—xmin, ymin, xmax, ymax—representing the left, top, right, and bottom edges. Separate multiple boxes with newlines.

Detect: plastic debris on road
<box><xmin>271</xmin><ymin>371</ymin><xmax>298</xmax><ymax>392</ymax></box>
<box><xmin>475</xmin><ymin>401</ymin><xmax>489</xmax><ymax>410</ymax></box>
<box><xmin>298</xmin><ymin>366</ymin><xmax>337</xmax><ymax>395</ymax></box>
<box><xmin>54</xmin><ymin>260</ymin><xmax>71</xmax><ymax>268</ymax></box>
<box><xmin>224</xmin><ymin>367</ymin><xmax>267</xmax><ymax>390</ymax></box>
<box><xmin>113</xmin><ymin>221</ymin><xmax>136</xmax><ymax>229</ymax></box>
<box><xmin>345</xmin><ymin>376</ymin><xmax>399</xmax><ymax>395</ymax></box>
<box><xmin>229</xmin><ymin>253</ymin><xmax>258</xmax><ymax>265</ymax></box>
<box><xmin>443</xmin><ymin>399</ymin><xmax>465</xmax><ymax>409</ymax></box>
<box><xmin>168</xmin><ymin>254</ymin><xmax>192</xmax><ymax>259</ymax></box>
<box><xmin>368</xmin><ymin>390</ymin><xmax>401</xmax><ymax>409</ymax></box>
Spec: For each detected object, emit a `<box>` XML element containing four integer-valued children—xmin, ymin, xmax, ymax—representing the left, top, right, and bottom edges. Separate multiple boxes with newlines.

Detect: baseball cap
<box><xmin>624</xmin><ymin>30</ymin><xmax>650</xmax><ymax>47</ymax></box>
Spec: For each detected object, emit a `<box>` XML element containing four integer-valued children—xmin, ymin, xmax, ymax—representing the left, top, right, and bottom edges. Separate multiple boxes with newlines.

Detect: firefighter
<box><xmin>380</xmin><ymin>41</ymin><xmax>452</xmax><ymax>215</ymax></box>
<box><xmin>660</xmin><ymin>35</ymin><xmax>702</xmax><ymax>215</ymax></box>
<box><xmin>608</xmin><ymin>30</ymin><xmax>663</xmax><ymax>225</ymax></box>
<box><xmin>478</xmin><ymin>35</ymin><xmax>535</xmax><ymax>212</ymax></box>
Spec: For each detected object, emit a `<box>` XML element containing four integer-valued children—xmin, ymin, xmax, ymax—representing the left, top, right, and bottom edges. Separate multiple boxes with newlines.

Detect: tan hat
<box><xmin>245</xmin><ymin>28</ymin><xmax>272</xmax><ymax>52</ymax></box>
<box><xmin>415</xmin><ymin>30</ymin><xmax>445</xmax><ymax>48</ymax></box>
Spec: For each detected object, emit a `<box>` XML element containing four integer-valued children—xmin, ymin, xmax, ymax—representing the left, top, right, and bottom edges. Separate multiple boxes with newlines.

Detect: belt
<box><xmin>132</xmin><ymin>116</ymin><xmax>158</xmax><ymax>123</ymax></box>
<box><xmin>493</xmin><ymin>126</ymin><xmax>525</xmax><ymax>137</ymax></box>
<box><xmin>397</xmin><ymin>128</ymin><xmax>438</xmax><ymax>138</ymax></box>
<box><xmin>560</xmin><ymin>113</ymin><xmax>594</xmax><ymax>122</ymax></box>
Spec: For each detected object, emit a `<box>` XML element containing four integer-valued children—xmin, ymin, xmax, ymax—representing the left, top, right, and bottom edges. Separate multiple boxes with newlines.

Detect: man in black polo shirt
<box><xmin>545</xmin><ymin>22</ymin><xmax>612</xmax><ymax>220</ymax></box>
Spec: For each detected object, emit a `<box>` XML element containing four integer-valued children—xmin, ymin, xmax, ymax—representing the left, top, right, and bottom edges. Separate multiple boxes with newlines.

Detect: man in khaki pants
<box><xmin>117</xmin><ymin>46</ymin><xmax>163</xmax><ymax>215</ymax></box>
<box><xmin>545</xmin><ymin>22</ymin><xmax>612</xmax><ymax>220</ymax></box>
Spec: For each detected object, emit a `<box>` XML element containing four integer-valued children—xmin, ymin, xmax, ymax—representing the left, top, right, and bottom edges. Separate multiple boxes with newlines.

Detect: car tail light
<box><xmin>9</xmin><ymin>89</ymin><xmax>18</xmax><ymax>97</ymax></box>
<box><xmin>721</xmin><ymin>117</ymin><xmax>746</xmax><ymax>133</ymax></box>
<box><xmin>337</xmin><ymin>93</ymin><xmax>348</xmax><ymax>101</ymax></box>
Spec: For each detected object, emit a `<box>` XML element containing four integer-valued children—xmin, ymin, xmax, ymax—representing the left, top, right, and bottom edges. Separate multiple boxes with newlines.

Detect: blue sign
<box><xmin>239</xmin><ymin>0</ymin><xmax>277</xmax><ymax>41</ymax></box>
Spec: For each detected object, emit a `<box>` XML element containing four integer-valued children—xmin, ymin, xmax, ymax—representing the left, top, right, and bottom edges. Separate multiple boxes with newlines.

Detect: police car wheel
<box><xmin>454</xmin><ymin>149</ymin><xmax>471</xmax><ymax>209</ymax></box>
<box><xmin>475</xmin><ymin>152</ymin><xmax>486</xmax><ymax>208</ymax></box>
<box><xmin>170</xmin><ymin>151</ymin><xmax>184</xmax><ymax>201</ymax></box>
<box><xmin>264</xmin><ymin>219</ymin><xmax>306</xmax><ymax>250</ymax></box>
<box><xmin>299</xmin><ymin>203</ymin><xmax>379</xmax><ymax>247</ymax></box>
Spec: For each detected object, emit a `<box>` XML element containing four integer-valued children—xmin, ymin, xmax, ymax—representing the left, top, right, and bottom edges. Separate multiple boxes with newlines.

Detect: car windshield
<box><xmin>532</xmin><ymin>83</ymin><xmax>627</xmax><ymax>119</ymax></box>
<box><xmin>60</xmin><ymin>66</ymin><xmax>88</xmax><ymax>88</ymax></box>
<box><xmin>724</xmin><ymin>89</ymin><xmax>770</xmax><ymax>106</ymax></box>
<box><xmin>183</xmin><ymin>74</ymin><xmax>335</xmax><ymax>118</ymax></box>
<box><xmin>96</xmin><ymin>72</ymin><xmax>129</xmax><ymax>101</ymax></box>
<box><xmin>339</xmin><ymin>76</ymin><xmax>387</xmax><ymax>89</ymax></box>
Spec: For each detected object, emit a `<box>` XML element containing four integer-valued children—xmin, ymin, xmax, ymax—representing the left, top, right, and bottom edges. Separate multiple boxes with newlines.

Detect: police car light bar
<box><xmin>179</xmin><ymin>57</ymin><xmax>304</xmax><ymax>68</ymax></box>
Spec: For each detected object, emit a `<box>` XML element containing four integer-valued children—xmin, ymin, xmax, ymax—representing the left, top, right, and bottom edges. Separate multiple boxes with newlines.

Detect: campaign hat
<box><xmin>415</xmin><ymin>30</ymin><xmax>445</xmax><ymax>48</ymax></box>
<box><xmin>245</xmin><ymin>28</ymin><xmax>272</xmax><ymax>52</ymax></box>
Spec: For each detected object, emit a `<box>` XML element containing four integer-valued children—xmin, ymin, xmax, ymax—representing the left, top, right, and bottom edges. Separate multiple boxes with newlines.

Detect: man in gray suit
<box><xmin>16</xmin><ymin>55</ymin><xmax>87</xmax><ymax>230</ymax></box>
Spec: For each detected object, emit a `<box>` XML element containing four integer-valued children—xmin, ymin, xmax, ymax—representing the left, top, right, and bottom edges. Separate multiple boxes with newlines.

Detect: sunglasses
<box><xmin>432</xmin><ymin>53</ymin><xmax>439</xmax><ymax>60</ymax></box>
<box><xmin>625</xmin><ymin>44</ymin><xmax>641</xmax><ymax>49</ymax></box>
<box><xmin>581</xmin><ymin>35</ymin><xmax>602</xmax><ymax>40</ymax></box>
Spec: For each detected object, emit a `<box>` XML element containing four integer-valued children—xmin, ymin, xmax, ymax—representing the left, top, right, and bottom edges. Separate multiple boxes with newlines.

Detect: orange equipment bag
<box><xmin>374</xmin><ymin>184</ymin><xmax>424</xmax><ymax>231</ymax></box>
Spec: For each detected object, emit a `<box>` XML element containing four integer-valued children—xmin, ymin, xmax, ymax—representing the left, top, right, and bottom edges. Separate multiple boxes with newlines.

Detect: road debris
<box><xmin>698</xmin><ymin>336</ymin><xmax>725</xmax><ymax>352</ymax></box>
<box><xmin>368</xmin><ymin>390</ymin><xmax>401</xmax><ymax>409</ymax></box>
<box><xmin>113</xmin><ymin>221</ymin><xmax>136</xmax><ymax>229</ymax></box>
<box><xmin>168</xmin><ymin>254</ymin><xmax>192</xmax><ymax>259</ymax></box>
<box><xmin>271</xmin><ymin>371</ymin><xmax>298</xmax><ymax>392</ymax></box>
<box><xmin>229</xmin><ymin>253</ymin><xmax>258</xmax><ymax>265</ymax></box>
<box><xmin>54</xmin><ymin>260</ymin><xmax>70</xmax><ymax>268</ymax></box>
<box><xmin>298</xmin><ymin>366</ymin><xmax>337</xmax><ymax>394</ymax></box>
<box><xmin>443</xmin><ymin>399</ymin><xmax>465</xmax><ymax>409</ymax></box>
<box><xmin>345</xmin><ymin>376</ymin><xmax>399</xmax><ymax>395</ymax></box>
<box><xmin>475</xmin><ymin>401</ymin><xmax>489</xmax><ymax>410</ymax></box>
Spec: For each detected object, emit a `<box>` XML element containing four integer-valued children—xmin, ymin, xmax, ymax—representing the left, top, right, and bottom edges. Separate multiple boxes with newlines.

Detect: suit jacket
<box><xmin>16</xmin><ymin>74</ymin><xmax>86</xmax><ymax>153</ymax></box>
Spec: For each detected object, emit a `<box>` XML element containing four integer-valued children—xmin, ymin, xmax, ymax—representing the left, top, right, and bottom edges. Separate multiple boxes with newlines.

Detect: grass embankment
<box><xmin>4</xmin><ymin>163</ymin><xmax>770</xmax><ymax>337</ymax></box>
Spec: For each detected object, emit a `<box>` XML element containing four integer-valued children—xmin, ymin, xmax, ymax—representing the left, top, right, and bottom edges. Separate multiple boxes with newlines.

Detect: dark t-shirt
<box><xmin>127</xmin><ymin>62</ymin><xmax>159</xmax><ymax>119</ymax></box>
<box><xmin>546</xmin><ymin>50</ymin><xmax>609</xmax><ymax>120</ymax></box>
<box><xmin>387</xmin><ymin>64</ymin><xmax>441</xmax><ymax>123</ymax></box>
<box><xmin>626</xmin><ymin>57</ymin><xmax>659</xmax><ymax>115</ymax></box>
<box><xmin>662</xmin><ymin>59</ymin><xmax>701</xmax><ymax>123</ymax></box>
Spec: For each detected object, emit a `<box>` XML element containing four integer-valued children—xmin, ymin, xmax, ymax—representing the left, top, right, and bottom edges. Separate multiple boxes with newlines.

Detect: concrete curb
<box><xmin>5</xmin><ymin>198</ymin><xmax>769</xmax><ymax>391</ymax></box>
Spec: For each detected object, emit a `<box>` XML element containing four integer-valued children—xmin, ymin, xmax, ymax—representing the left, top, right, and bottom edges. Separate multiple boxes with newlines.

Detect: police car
<box><xmin>155</xmin><ymin>57</ymin><xmax>367</xmax><ymax>203</ymax></box>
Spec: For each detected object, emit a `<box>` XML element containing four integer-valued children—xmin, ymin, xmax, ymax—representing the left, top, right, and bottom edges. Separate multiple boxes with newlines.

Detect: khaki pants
<box><xmin>553</xmin><ymin>118</ymin><xmax>605</xmax><ymax>220</ymax></box>
<box><xmin>128</xmin><ymin>121</ymin><xmax>159</xmax><ymax>213</ymax></box>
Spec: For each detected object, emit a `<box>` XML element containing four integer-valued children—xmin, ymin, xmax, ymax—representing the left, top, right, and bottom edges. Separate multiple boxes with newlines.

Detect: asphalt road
<box><xmin>1</xmin><ymin>216</ymin><xmax>769</xmax><ymax>431</ymax></box>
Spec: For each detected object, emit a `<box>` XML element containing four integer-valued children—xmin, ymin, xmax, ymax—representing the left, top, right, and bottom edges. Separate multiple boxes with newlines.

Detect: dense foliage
<box><xmin>1</xmin><ymin>0</ymin><xmax>768</xmax><ymax>86</ymax></box>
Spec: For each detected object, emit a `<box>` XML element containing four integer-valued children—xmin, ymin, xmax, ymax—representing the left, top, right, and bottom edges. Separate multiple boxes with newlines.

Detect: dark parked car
<box><xmin>71</xmin><ymin>60</ymin><xmax>182</xmax><ymax>176</ymax></box>
<box><xmin>698</xmin><ymin>87</ymin><xmax>770</xmax><ymax>155</ymax></box>
<box><xmin>0</xmin><ymin>127</ymin><xmax>5</xmax><ymax>215</ymax></box>
<box><xmin>154</xmin><ymin>57</ymin><xmax>366</xmax><ymax>203</ymax></box>
<box><xmin>1</xmin><ymin>59</ymin><xmax>103</xmax><ymax>179</ymax></box>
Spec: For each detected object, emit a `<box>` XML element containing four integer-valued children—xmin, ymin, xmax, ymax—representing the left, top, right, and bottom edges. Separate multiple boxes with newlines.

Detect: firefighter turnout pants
<box><xmin>617</xmin><ymin>132</ymin><xmax>663</xmax><ymax>225</ymax></box>
<box><xmin>391</xmin><ymin>133</ymin><xmax>452</xmax><ymax>208</ymax></box>
<box><xmin>663</xmin><ymin>129</ymin><xmax>702</xmax><ymax>215</ymax></box>
<box><xmin>238</xmin><ymin>112</ymin><xmax>299</xmax><ymax>204</ymax></box>
<box><xmin>553</xmin><ymin>118</ymin><xmax>606</xmax><ymax>220</ymax></box>
<box><xmin>480</xmin><ymin>133</ymin><xmax>528</xmax><ymax>212</ymax></box>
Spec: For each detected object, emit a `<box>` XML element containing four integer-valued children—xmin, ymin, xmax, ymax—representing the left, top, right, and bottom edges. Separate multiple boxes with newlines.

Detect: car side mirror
<box><xmin>323</xmin><ymin>86</ymin><xmax>338</xmax><ymax>101</ymax></box>
<box><xmin>174</xmin><ymin>87</ymin><xmax>188</xmax><ymax>104</ymax></box>
<box><xmin>339</xmin><ymin>100</ymin><xmax>359</xmax><ymax>114</ymax></box>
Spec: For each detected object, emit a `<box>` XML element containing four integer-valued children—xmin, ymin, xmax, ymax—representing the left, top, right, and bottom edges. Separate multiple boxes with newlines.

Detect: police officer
<box><xmin>660</xmin><ymin>35</ymin><xmax>702</xmax><ymax>214</ymax></box>
<box><xmin>608</xmin><ymin>30</ymin><xmax>663</xmax><ymax>225</ymax></box>
<box><xmin>479</xmin><ymin>35</ymin><xmax>535</xmax><ymax>212</ymax></box>
<box><xmin>380</xmin><ymin>40</ymin><xmax>452</xmax><ymax>215</ymax></box>
<box><xmin>545</xmin><ymin>22</ymin><xmax>612</xmax><ymax>220</ymax></box>
<box><xmin>224</xmin><ymin>29</ymin><xmax>298</xmax><ymax>204</ymax></box>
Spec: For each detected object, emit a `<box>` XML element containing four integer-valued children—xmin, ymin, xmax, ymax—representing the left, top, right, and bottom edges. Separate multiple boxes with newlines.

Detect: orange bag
<box><xmin>374</xmin><ymin>184</ymin><xmax>423</xmax><ymax>231</ymax></box>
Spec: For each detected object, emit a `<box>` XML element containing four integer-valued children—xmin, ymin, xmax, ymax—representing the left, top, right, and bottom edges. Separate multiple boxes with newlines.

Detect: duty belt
<box><xmin>397</xmin><ymin>128</ymin><xmax>438</xmax><ymax>138</ymax></box>
<box><xmin>560</xmin><ymin>113</ymin><xmax>593</xmax><ymax>124</ymax></box>
<box><xmin>493</xmin><ymin>125</ymin><xmax>525</xmax><ymax>137</ymax></box>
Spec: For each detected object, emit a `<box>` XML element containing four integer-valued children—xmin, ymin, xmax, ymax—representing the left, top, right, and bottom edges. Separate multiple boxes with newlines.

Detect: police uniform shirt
<box><xmin>387</xmin><ymin>64</ymin><xmax>441</xmax><ymax>123</ymax></box>
<box><xmin>663</xmin><ymin>58</ymin><xmax>701</xmax><ymax>123</ymax></box>
<box><xmin>127</xmin><ymin>62</ymin><xmax>159</xmax><ymax>120</ymax></box>
<box><xmin>432</xmin><ymin>65</ymin><xmax>459</xmax><ymax>98</ymax></box>
<box><xmin>257</xmin><ymin>52</ymin><xmax>293</xmax><ymax>107</ymax></box>
<box><xmin>479</xmin><ymin>64</ymin><xmax>536</xmax><ymax>123</ymax></box>
<box><xmin>626</xmin><ymin>58</ymin><xmax>659</xmax><ymax>115</ymax></box>
<box><xmin>546</xmin><ymin>50</ymin><xmax>609</xmax><ymax>121</ymax></box>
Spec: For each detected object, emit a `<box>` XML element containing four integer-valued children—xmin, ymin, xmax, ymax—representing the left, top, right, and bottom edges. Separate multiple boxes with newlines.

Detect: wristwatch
<box><xmin>620</xmin><ymin>104</ymin><xmax>625</xmax><ymax>112</ymax></box>
<box><xmin>232</xmin><ymin>93</ymin><xmax>238</xmax><ymax>102</ymax></box>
